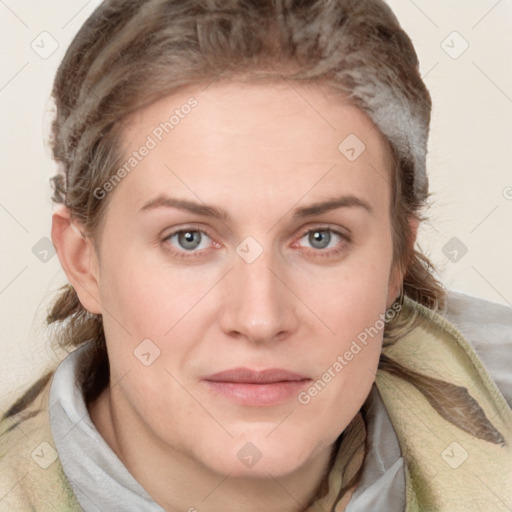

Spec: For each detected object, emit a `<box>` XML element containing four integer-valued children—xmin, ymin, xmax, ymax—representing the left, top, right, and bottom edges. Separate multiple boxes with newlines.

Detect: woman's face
<box><xmin>82</xmin><ymin>80</ymin><xmax>404</xmax><ymax>478</ymax></box>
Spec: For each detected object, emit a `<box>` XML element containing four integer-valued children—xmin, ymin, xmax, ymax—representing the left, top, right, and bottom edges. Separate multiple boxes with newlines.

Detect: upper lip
<box><xmin>204</xmin><ymin>367</ymin><xmax>310</xmax><ymax>384</ymax></box>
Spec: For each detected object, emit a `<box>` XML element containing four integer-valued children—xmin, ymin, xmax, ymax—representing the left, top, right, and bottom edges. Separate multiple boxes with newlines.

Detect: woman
<box><xmin>1</xmin><ymin>0</ymin><xmax>511</xmax><ymax>510</ymax></box>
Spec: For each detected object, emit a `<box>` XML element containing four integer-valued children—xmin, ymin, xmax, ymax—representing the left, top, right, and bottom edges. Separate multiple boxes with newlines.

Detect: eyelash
<box><xmin>162</xmin><ymin>225</ymin><xmax>350</xmax><ymax>260</ymax></box>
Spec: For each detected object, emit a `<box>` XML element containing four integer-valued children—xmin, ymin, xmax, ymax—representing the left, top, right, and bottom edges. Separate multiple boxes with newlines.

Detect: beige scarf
<box><xmin>306</xmin><ymin>296</ymin><xmax>512</xmax><ymax>511</ymax></box>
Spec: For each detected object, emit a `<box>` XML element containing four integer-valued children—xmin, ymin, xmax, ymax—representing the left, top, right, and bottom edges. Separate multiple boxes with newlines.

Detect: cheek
<box><xmin>289</xmin><ymin>247</ymin><xmax>392</xmax><ymax>436</ymax></box>
<box><xmin>294</xmin><ymin>311</ymin><xmax>383</xmax><ymax>447</ymax></box>
<box><xmin>97</xmin><ymin>241</ymin><xmax>219</xmax><ymax>338</ymax></box>
<box><xmin>292</xmin><ymin>244</ymin><xmax>393</xmax><ymax>341</ymax></box>
<box><xmin>96</xmin><ymin>245</ymin><xmax>225</xmax><ymax>392</ymax></box>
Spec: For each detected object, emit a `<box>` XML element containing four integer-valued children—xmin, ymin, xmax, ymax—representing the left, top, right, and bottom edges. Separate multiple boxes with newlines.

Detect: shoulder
<box><xmin>439</xmin><ymin>289</ymin><xmax>512</xmax><ymax>407</ymax></box>
<box><xmin>0</xmin><ymin>374</ymin><xmax>81</xmax><ymax>512</ymax></box>
<box><xmin>376</xmin><ymin>292</ymin><xmax>512</xmax><ymax>510</ymax></box>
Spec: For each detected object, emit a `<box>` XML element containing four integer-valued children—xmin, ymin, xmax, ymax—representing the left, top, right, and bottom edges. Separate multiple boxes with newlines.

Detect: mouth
<box><xmin>203</xmin><ymin>368</ymin><xmax>312</xmax><ymax>406</ymax></box>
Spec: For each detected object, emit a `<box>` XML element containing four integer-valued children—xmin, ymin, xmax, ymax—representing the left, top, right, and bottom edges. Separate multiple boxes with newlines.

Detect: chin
<box><xmin>192</xmin><ymin>428</ymin><xmax>327</xmax><ymax>479</ymax></box>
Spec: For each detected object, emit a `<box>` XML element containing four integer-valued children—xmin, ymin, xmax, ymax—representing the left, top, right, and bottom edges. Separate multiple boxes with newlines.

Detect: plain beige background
<box><xmin>1</xmin><ymin>0</ymin><xmax>511</xmax><ymax>407</ymax></box>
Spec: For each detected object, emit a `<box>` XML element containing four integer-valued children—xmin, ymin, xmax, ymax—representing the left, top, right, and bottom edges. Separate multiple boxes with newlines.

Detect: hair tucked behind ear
<box><xmin>46</xmin><ymin>285</ymin><xmax>109</xmax><ymax>403</ymax></box>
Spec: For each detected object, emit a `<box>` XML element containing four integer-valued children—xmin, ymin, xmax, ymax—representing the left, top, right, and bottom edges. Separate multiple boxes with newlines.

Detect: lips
<box><xmin>203</xmin><ymin>367</ymin><xmax>312</xmax><ymax>406</ymax></box>
<box><xmin>205</xmin><ymin>367</ymin><xmax>309</xmax><ymax>384</ymax></box>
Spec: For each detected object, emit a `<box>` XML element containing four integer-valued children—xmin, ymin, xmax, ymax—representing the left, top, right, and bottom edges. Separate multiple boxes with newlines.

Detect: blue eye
<box><xmin>291</xmin><ymin>227</ymin><xmax>350</xmax><ymax>259</ymax></box>
<box><xmin>301</xmin><ymin>228</ymin><xmax>347</xmax><ymax>250</ymax></box>
<box><xmin>306</xmin><ymin>229</ymin><xmax>333</xmax><ymax>249</ymax></box>
<box><xmin>165</xmin><ymin>229</ymin><xmax>212</xmax><ymax>252</ymax></box>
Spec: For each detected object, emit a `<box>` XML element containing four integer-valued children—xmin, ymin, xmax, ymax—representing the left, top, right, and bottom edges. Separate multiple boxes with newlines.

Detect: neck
<box><xmin>88</xmin><ymin>386</ymin><xmax>337</xmax><ymax>512</ymax></box>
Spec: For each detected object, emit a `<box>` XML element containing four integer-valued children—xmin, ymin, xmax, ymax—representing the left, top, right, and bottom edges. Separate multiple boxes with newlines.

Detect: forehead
<box><xmin>109</xmin><ymin>80</ymin><xmax>394</xmax><ymax>219</ymax></box>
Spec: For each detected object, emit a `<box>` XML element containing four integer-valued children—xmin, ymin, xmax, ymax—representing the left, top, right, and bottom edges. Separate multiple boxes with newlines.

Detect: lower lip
<box><xmin>204</xmin><ymin>380</ymin><xmax>311</xmax><ymax>406</ymax></box>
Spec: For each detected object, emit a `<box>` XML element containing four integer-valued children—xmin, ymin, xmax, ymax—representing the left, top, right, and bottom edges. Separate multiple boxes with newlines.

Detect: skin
<box><xmin>52</xmin><ymin>79</ymin><xmax>417</xmax><ymax>512</ymax></box>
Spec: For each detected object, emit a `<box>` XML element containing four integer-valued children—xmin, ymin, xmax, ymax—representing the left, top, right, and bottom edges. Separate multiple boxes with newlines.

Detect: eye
<box><xmin>164</xmin><ymin>228</ymin><xmax>213</xmax><ymax>252</ymax></box>
<box><xmin>293</xmin><ymin>227</ymin><xmax>349</xmax><ymax>257</ymax></box>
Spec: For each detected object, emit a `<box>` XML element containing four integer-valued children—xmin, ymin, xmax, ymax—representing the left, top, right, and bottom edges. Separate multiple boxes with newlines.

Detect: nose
<box><xmin>218</xmin><ymin>247</ymin><xmax>299</xmax><ymax>345</ymax></box>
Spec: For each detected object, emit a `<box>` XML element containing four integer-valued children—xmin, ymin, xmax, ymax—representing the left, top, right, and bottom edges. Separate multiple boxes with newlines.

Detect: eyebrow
<box><xmin>139</xmin><ymin>194</ymin><xmax>373</xmax><ymax>221</ymax></box>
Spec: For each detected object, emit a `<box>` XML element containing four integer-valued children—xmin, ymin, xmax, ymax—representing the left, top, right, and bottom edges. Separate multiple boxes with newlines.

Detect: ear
<box><xmin>51</xmin><ymin>204</ymin><xmax>102</xmax><ymax>315</ymax></box>
<box><xmin>386</xmin><ymin>216</ymin><xmax>420</xmax><ymax>308</ymax></box>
